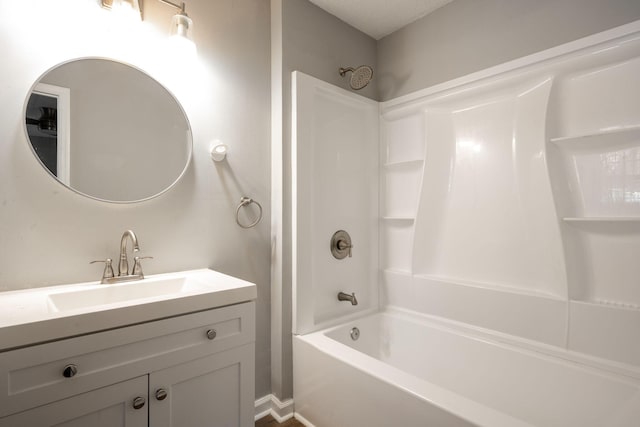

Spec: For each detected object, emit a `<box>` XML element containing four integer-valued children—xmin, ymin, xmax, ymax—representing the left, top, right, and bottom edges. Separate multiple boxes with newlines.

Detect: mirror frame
<box><xmin>23</xmin><ymin>57</ymin><xmax>193</xmax><ymax>204</ymax></box>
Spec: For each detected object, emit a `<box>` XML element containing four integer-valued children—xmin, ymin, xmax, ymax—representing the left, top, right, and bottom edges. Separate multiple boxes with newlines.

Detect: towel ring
<box><xmin>236</xmin><ymin>197</ymin><xmax>262</xmax><ymax>229</ymax></box>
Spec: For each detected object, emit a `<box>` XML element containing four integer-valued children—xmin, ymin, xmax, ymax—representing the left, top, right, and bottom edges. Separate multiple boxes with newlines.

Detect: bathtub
<box><xmin>293</xmin><ymin>310</ymin><xmax>640</xmax><ymax>427</ymax></box>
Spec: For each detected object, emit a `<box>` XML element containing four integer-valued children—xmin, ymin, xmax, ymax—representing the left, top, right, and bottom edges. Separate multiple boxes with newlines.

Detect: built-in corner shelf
<box><xmin>413</xmin><ymin>274</ymin><xmax>561</xmax><ymax>300</ymax></box>
<box><xmin>383</xmin><ymin>159</ymin><xmax>424</xmax><ymax>169</ymax></box>
<box><xmin>588</xmin><ymin>299</ymin><xmax>640</xmax><ymax>311</ymax></box>
<box><xmin>563</xmin><ymin>217</ymin><xmax>640</xmax><ymax>222</ymax></box>
<box><xmin>550</xmin><ymin>125</ymin><xmax>640</xmax><ymax>149</ymax></box>
<box><xmin>382</xmin><ymin>216</ymin><xmax>415</xmax><ymax>222</ymax></box>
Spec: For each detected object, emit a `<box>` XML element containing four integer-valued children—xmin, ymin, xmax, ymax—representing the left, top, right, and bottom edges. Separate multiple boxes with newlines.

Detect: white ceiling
<box><xmin>308</xmin><ymin>0</ymin><xmax>454</xmax><ymax>40</ymax></box>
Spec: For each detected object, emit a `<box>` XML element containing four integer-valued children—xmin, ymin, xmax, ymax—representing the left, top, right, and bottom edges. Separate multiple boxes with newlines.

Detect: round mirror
<box><xmin>24</xmin><ymin>58</ymin><xmax>192</xmax><ymax>203</ymax></box>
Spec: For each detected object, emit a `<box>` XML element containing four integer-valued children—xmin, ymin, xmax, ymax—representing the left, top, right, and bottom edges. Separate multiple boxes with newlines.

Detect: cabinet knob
<box><xmin>206</xmin><ymin>329</ymin><xmax>217</xmax><ymax>340</ymax></box>
<box><xmin>155</xmin><ymin>388</ymin><xmax>168</xmax><ymax>401</ymax></box>
<box><xmin>62</xmin><ymin>364</ymin><xmax>78</xmax><ymax>378</ymax></box>
<box><xmin>132</xmin><ymin>396</ymin><xmax>146</xmax><ymax>410</ymax></box>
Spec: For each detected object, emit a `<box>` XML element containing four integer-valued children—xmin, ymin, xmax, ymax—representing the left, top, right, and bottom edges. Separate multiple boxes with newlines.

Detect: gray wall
<box><xmin>270</xmin><ymin>0</ymin><xmax>377</xmax><ymax>400</ymax></box>
<box><xmin>282</xmin><ymin>0</ymin><xmax>378</xmax><ymax>101</ymax></box>
<box><xmin>377</xmin><ymin>0</ymin><xmax>640</xmax><ymax>100</ymax></box>
<box><xmin>0</xmin><ymin>0</ymin><xmax>271</xmax><ymax>399</ymax></box>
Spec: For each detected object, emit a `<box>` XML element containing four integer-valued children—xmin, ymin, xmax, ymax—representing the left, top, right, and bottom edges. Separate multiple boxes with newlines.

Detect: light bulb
<box><xmin>167</xmin><ymin>11</ymin><xmax>195</xmax><ymax>54</ymax></box>
<box><xmin>111</xmin><ymin>0</ymin><xmax>142</xmax><ymax>23</ymax></box>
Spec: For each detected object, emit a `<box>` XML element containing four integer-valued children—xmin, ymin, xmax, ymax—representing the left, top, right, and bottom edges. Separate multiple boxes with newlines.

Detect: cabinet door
<box><xmin>0</xmin><ymin>376</ymin><xmax>148</xmax><ymax>427</ymax></box>
<box><xmin>149</xmin><ymin>343</ymin><xmax>255</xmax><ymax>427</ymax></box>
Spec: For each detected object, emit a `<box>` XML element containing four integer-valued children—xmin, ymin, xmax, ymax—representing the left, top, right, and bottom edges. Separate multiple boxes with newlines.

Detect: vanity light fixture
<box><xmin>163</xmin><ymin>0</ymin><xmax>196</xmax><ymax>55</ymax></box>
<box><xmin>163</xmin><ymin>1</ymin><xmax>193</xmax><ymax>42</ymax></box>
<box><xmin>101</xmin><ymin>0</ymin><xmax>195</xmax><ymax>50</ymax></box>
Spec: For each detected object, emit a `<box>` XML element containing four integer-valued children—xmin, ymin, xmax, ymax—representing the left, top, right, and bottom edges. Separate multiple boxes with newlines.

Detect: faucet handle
<box><xmin>90</xmin><ymin>258</ymin><xmax>115</xmax><ymax>282</ymax></box>
<box><xmin>132</xmin><ymin>256</ymin><xmax>153</xmax><ymax>277</ymax></box>
<box><xmin>337</xmin><ymin>239</ymin><xmax>353</xmax><ymax>257</ymax></box>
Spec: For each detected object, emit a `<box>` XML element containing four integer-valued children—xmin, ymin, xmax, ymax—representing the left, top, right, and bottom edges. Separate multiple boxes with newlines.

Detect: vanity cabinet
<box><xmin>0</xmin><ymin>301</ymin><xmax>255</xmax><ymax>427</ymax></box>
<box><xmin>150</xmin><ymin>345</ymin><xmax>253</xmax><ymax>427</ymax></box>
<box><xmin>0</xmin><ymin>376</ymin><xmax>148</xmax><ymax>427</ymax></box>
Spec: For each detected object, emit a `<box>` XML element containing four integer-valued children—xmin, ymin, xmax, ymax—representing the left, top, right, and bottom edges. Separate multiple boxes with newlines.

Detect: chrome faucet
<box><xmin>338</xmin><ymin>292</ymin><xmax>358</xmax><ymax>306</ymax></box>
<box><xmin>119</xmin><ymin>230</ymin><xmax>140</xmax><ymax>276</ymax></box>
<box><xmin>91</xmin><ymin>230</ymin><xmax>152</xmax><ymax>284</ymax></box>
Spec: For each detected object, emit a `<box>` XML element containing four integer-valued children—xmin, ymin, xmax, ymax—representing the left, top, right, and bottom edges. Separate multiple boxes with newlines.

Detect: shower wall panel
<box><xmin>379</xmin><ymin>22</ymin><xmax>640</xmax><ymax>365</ymax></box>
<box><xmin>412</xmin><ymin>79</ymin><xmax>565</xmax><ymax>297</ymax></box>
<box><xmin>381</xmin><ymin>78</ymin><xmax>566</xmax><ymax>298</ymax></box>
<box><xmin>547</xmin><ymin>40</ymin><xmax>640</xmax><ymax>364</ymax></box>
<box><xmin>379</xmin><ymin>114</ymin><xmax>425</xmax><ymax>275</ymax></box>
<box><xmin>292</xmin><ymin>72</ymin><xmax>379</xmax><ymax>334</ymax></box>
<box><xmin>291</xmin><ymin>22</ymin><xmax>640</xmax><ymax>368</ymax></box>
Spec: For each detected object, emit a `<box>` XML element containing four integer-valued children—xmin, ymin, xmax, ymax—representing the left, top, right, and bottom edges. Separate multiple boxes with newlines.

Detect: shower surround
<box><xmin>292</xmin><ymin>21</ymin><xmax>640</xmax><ymax>427</ymax></box>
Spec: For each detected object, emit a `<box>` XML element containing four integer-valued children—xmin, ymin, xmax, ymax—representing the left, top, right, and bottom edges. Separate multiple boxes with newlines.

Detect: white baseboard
<box><xmin>254</xmin><ymin>394</ymin><xmax>294</xmax><ymax>422</ymax></box>
<box><xmin>292</xmin><ymin>412</ymin><xmax>315</xmax><ymax>427</ymax></box>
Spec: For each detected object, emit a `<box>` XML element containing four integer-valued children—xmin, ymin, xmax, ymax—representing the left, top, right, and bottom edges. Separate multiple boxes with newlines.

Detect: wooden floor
<box><xmin>255</xmin><ymin>414</ymin><xmax>305</xmax><ymax>427</ymax></box>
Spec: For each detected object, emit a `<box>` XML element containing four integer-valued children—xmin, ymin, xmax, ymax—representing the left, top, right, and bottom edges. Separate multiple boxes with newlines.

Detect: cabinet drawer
<box><xmin>0</xmin><ymin>301</ymin><xmax>254</xmax><ymax>417</ymax></box>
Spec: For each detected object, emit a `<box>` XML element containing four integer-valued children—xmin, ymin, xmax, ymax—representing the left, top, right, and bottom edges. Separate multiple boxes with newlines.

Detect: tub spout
<box><xmin>338</xmin><ymin>292</ymin><xmax>358</xmax><ymax>306</ymax></box>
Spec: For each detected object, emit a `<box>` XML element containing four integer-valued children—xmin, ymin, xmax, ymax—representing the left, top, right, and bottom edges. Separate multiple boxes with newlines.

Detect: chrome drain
<box><xmin>350</xmin><ymin>327</ymin><xmax>360</xmax><ymax>341</ymax></box>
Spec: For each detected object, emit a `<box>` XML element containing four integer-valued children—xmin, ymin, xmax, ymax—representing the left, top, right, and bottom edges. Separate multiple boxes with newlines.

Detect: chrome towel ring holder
<box><xmin>236</xmin><ymin>196</ymin><xmax>262</xmax><ymax>229</ymax></box>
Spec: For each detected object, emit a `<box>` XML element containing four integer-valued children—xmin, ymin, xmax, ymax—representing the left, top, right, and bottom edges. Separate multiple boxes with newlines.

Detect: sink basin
<box><xmin>0</xmin><ymin>269</ymin><xmax>257</xmax><ymax>351</ymax></box>
<box><xmin>48</xmin><ymin>276</ymin><xmax>211</xmax><ymax>312</ymax></box>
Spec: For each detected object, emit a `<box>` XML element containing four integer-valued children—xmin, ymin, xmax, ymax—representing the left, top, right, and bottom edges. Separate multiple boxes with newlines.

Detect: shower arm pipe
<box><xmin>339</xmin><ymin>67</ymin><xmax>355</xmax><ymax>76</ymax></box>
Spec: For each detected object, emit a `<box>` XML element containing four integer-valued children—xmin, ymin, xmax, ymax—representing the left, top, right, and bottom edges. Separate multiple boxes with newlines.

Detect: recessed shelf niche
<box><xmin>380</xmin><ymin>112</ymin><xmax>425</xmax><ymax>273</ymax></box>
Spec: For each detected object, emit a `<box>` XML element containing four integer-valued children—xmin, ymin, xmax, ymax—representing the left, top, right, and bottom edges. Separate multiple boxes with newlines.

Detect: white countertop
<box><xmin>0</xmin><ymin>269</ymin><xmax>256</xmax><ymax>351</ymax></box>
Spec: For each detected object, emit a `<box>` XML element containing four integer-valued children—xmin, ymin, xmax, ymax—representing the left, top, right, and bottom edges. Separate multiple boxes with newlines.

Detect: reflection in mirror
<box><xmin>26</xmin><ymin>83</ymin><xmax>71</xmax><ymax>185</ymax></box>
<box><xmin>25</xmin><ymin>58</ymin><xmax>192</xmax><ymax>203</ymax></box>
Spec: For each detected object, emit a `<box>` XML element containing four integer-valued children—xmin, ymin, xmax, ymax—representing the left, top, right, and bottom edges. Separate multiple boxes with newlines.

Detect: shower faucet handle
<box><xmin>331</xmin><ymin>230</ymin><xmax>353</xmax><ymax>260</ymax></box>
<box><xmin>337</xmin><ymin>239</ymin><xmax>353</xmax><ymax>257</ymax></box>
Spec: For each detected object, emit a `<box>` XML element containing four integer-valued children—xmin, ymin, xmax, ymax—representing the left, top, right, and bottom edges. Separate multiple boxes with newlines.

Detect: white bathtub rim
<box><xmin>295</xmin><ymin>331</ymin><xmax>534</xmax><ymax>427</ymax></box>
<box><xmin>383</xmin><ymin>305</ymin><xmax>640</xmax><ymax>383</ymax></box>
<box><xmin>292</xmin><ymin>305</ymin><xmax>378</xmax><ymax>335</ymax></box>
<box><xmin>308</xmin><ymin>306</ymin><xmax>640</xmax><ymax>383</ymax></box>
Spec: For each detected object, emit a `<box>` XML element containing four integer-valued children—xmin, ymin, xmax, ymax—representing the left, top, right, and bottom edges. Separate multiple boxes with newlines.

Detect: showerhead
<box><xmin>339</xmin><ymin>65</ymin><xmax>373</xmax><ymax>90</ymax></box>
